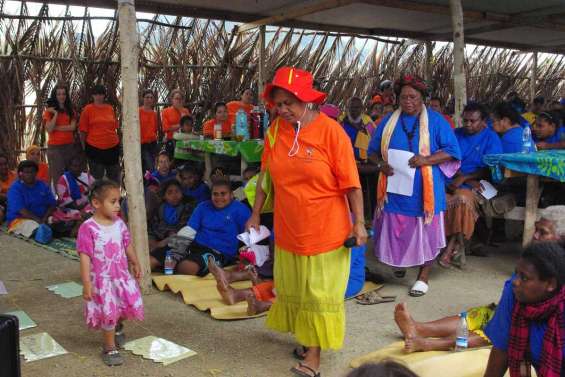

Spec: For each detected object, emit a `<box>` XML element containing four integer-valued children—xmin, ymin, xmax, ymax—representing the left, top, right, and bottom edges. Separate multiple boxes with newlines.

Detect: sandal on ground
<box><xmin>408</xmin><ymin>280</ymin><xmax>429</xmax><ymax>297</ymax></box>
<box><xmin>292</xmin><ymin>346</ymin><xmax>308</xmax><ymax>361</ymax></box>
<box><xmin>102</xmin><ymin>349</ymin><xmax>124</xmax><ymax>366</ymax></box>
<box><xmin>290</xmin><ymin>362</ymin><xmax>321</xmax><ymax>377</ymax></box>
<box><xmin>355</xmin><ymin>290</ymin><xmax>396</xmax><ymax>305</ymax></box>
<box><xmin>393</xmin><ymin>269</ymin><xmax>406</xmax><ymax>278</ymax></box>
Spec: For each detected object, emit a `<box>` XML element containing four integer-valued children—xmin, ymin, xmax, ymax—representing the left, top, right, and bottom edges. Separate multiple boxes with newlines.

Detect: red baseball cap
<box><xmin>262</xmin><ymin>67</ymin><xmax>326</xmax><ymax>106</ymax></box>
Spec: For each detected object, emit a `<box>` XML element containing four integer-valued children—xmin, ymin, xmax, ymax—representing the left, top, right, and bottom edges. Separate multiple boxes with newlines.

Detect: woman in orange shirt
<box><xmin>0</xmin><ymin>153</ymin><xmax>17</xmax><ymax>223</ymax></box>
<box><xmin>227</xmin><ymin>88</ymin><xmax>254</xmax><ymax>124</ymax></box>
<box><xmin>161</xmin><ymin>89</ymin><xmax>190</xmax><ymax>158</ymax></box>
<box><xmin>202</xmin><ymin>102</ymin><xmax>231</xmax><ymax>138</ymax></box>
<box><xmin>43</xmin><ymin>83</ymin><xmax>79</xmax><ymax>187</ymax></box>
<box><xmin>25</xmin><ymin>145</ymin><xmax>49</xmax><ymax>184</ymax></box>
<box><xmin>247</xmin><ymin>67</ymin><xmax>367</xmax><ymax>377</ymax></box>
<box><xmin>79</xmin><ymin>85</ymin><xmax>121</xmax><ymax>182</ymax></box>
<box><xmin>139</xmin><ymin>89</ymin><xmax>159</xmax><ymax>172</ymax></box>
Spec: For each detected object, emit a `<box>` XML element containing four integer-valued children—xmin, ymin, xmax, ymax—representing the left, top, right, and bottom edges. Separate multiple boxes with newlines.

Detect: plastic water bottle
<box><xmin>454</xmin><ymin>311</ymin><xmax>469</xmax><ymax>351</ymax></box>
<box><xmin>164</xmin><ymin>251</ymin><xmax>174</xmax><ymax>275</ymax></box>
<box><xmin>261</xmin><ymin>107</ymin><xmax>269</xmax><ymax>139</ymax></box>
<box><xmin>522</xmin><ymin>126</ymin><xmax>533</xmax><ymax>153</ymax></box>
<box><xmin>235</xmin><ymin>109</ymin><xmax>249</xmax><ymax>141</ymax></box>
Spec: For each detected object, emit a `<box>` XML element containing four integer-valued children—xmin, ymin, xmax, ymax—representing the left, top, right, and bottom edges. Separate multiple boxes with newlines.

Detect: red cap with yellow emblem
<box><xmin>262</xmin><ymin>67</ymin><xmax>326</xmax><ymax>106</ymax></box>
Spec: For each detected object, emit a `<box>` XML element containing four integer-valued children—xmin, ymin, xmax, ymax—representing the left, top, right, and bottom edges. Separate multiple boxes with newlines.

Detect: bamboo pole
<box><xmin>530</xmin><ymin>52</ymin><xmax>538</xmax><ymax>104</ymax></box>
<box><xmin>424</xmin><ymin>40</ymin><xmax>433</xmax><ymax>83</ymax></box>
<box><xmin>449</xmin><ymin>0</ymin><xmax>467</xmax><ymax>127</ymax></box>
<box><xmin>258</xmin><ymin>25</ymin><xmax>266</xmax><ymax>97</ymax></box>
<box><xmin>117</xmin><ymin>0</ymin><xmax>151</xmax><ymax>292</ymax></box>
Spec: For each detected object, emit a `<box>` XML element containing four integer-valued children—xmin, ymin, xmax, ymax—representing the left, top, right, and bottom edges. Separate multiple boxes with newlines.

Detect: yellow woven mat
<box><xmin>153</xmin><ymin>274</ymin><xmax>382</xmax><ymax>320</ymax></box>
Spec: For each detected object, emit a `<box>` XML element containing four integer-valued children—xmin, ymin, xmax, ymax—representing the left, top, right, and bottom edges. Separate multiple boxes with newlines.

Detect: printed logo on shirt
<box><xmin>306</xmin><ymin>147</ymin><xmax>314</xmax><ymax>158</ymax></box>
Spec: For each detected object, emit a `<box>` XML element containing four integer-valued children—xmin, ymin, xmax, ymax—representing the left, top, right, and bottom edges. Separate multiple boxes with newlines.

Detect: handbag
<box><xmin>244</xmin><ymin>118</ymin><xmax>279</xmax><ymax>213</ymax></box>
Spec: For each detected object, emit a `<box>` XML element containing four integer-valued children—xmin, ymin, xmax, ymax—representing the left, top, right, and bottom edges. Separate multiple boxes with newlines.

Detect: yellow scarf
<box><xmin>376</xmin><ymin>107</ymin><xmax>435</xmax><ymax>224</ymax></box>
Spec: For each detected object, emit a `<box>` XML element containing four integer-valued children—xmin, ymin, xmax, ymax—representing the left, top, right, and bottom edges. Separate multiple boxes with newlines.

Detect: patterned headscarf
<box><xmin>394</xmin><ymin>74</ymin><xmax>428</xmax><ymax>98</ymax></box>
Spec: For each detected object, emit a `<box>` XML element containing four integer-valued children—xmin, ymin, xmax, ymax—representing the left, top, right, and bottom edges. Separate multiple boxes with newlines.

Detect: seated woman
<box><xmin>226</xmin><ymin>88</ymin><xmax>254</xmax><ymax>125</ymax></box>
<box><xmin>151</xmin><ymin>151</ymin><xmax>177</xmax><ymax>183</ymax></box>
<box><xmin>148</xmin><ymin>179</ymin><xmax>195</xmax><ymax>255</ymax></box>
<box><xmin>492</xmin><ymin>102</ymin><xmax>533</xmax><ymax>153</ymax></box>
<box><xmin>25</xmin><ymin>145</ymin><xmax>49</xmax><ymax>184</ymax></box>
<box><xmin>0</xmin><ymin>154</ymin><xmax>17</xmax><ymax>224</ymax></box>
<box><xmin>484</xmin><ymin>242</ymin><xmax>565</xmax><ymax>377</ymax></box>
<box><xmin>202</xmin><ymin>102</ymin><xmax>231</xmax><ymax>139</ymax></box>
<box><xmin>54</xmin><ymin>156</ymin><xmax>95</xmax><ymax>223</ymax></box>
<box><xmin>178</xmin><ymin>165</ymin><xmax>211</xmax><ymax>203</ymax></box>
<box><xmin>6</xmin><ymin>160</ymin><xmax>57</xmax><ymax>238</ymax></box>
<box><xmin>533</xmin><ymin>111</ymin><xmax>565</xmax><ymax>150</ymax></box>
<box><xmin>150</xmin><ymin>176</ymin><xmax>251</xmax><ymax>276</ymax></box>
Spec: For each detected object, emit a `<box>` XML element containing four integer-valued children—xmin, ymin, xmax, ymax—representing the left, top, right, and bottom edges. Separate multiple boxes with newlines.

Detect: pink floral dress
<box><xmin>76</xmin><ymin>217</ymin><xmax>144</xmax><ymax>330</ymax></box>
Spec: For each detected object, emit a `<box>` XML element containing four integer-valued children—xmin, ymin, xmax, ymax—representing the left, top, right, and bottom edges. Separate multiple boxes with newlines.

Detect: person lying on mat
<box><xmin>150</xmin><ymin>175</ymin><xmax>251</xmax><ymax>276</ymax></box>
<box><xmin>394</xmin><ymin>218</ymin><xmax>563</xmax><ymax>354</ymax></box>
<box><xmin>208</xmin><ymin>245</ymin><xmax>367</xmax><ymax>316</ymax></box>
<box><xmin>483</xmin><ymin>242</ymin><xmax>565</xmax><ymax>377</ymax></box>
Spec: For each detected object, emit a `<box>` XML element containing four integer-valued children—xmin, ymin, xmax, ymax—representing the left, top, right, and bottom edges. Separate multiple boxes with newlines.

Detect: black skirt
<box><xmin>85</xmin><ymin>143</ymin><xmax>120</xmax><ymax>166</ymax></box>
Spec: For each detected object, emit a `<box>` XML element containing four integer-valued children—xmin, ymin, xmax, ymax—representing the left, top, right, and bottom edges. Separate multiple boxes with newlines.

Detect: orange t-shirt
<box><xmin>0</xmin><ymin>170</ymin><xmax>17</xmax><ymax>196</ymax></box>
<box><xmin>79</xmin><ymin>104</ymin><xmax>119</xmax><ymax>149</ymax></box>
<box><xmin>261</xmin><ymin>113</ymin><xmax>361</xmax><ymax>255</ymax></box>
<box><xmin>139</xmin><ymin>107</ymin><xmax>158</xmax><ymax>144</ymax></box>
<box><xmin>202</xmin><ymin>119</ymin><xmax>232</xmax><ymax>138</ymax></box>
<box><xmin>161</xmin><ymin>106</ymin><xmax>190</xmax><ymax>140</ymax></box>
<box><xmin>37</xmin><ymin>162</ymin><xmax>49</xmax><ymax>183</ymax></box>
<box><xmin>443</xmin><ymin>114</ymin><xmax>456</xmax><ymax>129</ymax></box>
<box><xmin>227</xmin><ymin>101</ymin><xmax>253</xmax><ymax>125</ymax></box>
<box><xmin>43</xmin><ymin>110</ymin><xmax>76</xmax><ymax>146</ymax></box>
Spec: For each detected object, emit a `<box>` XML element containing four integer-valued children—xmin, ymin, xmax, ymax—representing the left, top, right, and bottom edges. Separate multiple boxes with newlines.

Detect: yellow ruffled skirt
<box><xmin>266</xmin><ymin>245</ymin><xmax>350</xmax><ymax>350</ymax></box>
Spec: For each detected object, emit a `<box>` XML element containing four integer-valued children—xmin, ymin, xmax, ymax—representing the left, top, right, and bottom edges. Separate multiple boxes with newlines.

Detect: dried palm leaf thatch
<box><xmin>1</xmin><ymin>3</ymin><xmax>564</xmax><ymax>163</ymax></box>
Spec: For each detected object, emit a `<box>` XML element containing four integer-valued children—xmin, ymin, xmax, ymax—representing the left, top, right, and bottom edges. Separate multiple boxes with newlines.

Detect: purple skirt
<box><xmin>373</xmin><ymin>211</ymin><xmax>446</xmax><ymax>268</ymax></box>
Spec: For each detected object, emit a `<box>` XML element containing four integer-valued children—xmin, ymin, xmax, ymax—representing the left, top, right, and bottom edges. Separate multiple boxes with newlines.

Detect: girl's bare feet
<box><xmin>208</xmin><ymin>257</ymin><xmax>229</xmax><ymax>286</ymax></box>
<box><xmin>394</xmin><ymin>303</ymin><xmax>418</xmax><ymax>339</ymax></box>
<box><xmin>404</xmin><ymin>337</ymin><xmax>432</xmax><ymax>353</ymax></box>
<box><xmin>246</xmin><ymin>295</ymin><xmax>272</xmax><ymax>315</ymax></box>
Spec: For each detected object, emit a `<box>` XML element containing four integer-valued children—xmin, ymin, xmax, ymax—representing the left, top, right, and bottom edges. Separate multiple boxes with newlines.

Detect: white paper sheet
<box><xmin>386</xmin><ymin>149</ymin><xmax>416</xmax><ymax>196</ymax></box>
<box><xmin>479</xmin><ymin>180</ymin><xmax>498</xmax><ymax>200</ymax></box>
<box><xmin>237</xmin><ymin>225</ymin><xmax>271</xmax><ymax>246</ymax></box>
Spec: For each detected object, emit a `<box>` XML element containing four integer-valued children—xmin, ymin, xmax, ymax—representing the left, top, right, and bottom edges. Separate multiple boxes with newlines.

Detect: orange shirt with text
<box><xmin>43</xmin><ymin>110</ymin><xmax>76</xmax><ymax>146</ymax></box>
<box><xmin>161</xmin><ymin>106</ymin><xmax>190</xmax><ymax>140</ymax></box>
<box><xmin>139</xmin><ymin>107</ymin><xmax>158</xmax><ymax>144</ymax></box>
<box><xmin>261</xmin><ymin>113</ymin><xmax>361</xmax><ymax>255</ymax></box>
<box><xmin>202</xmin><ymin>119</ymin><xmax>232</xmax><ymax>138</ymax></box>
<box><xmin>78</xmin><ymin>104</ymin><xmax>119</xmax><ymax>149</ymax></box>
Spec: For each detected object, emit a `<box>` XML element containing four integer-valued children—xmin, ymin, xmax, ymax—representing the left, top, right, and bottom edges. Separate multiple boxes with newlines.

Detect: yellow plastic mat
<box><xmin>153</xmin><ymin>274</ymin><xmax>382</xmax><ymax>320</ymax></box>
<box><xmin>350</xmin><ymin>341</ymin><xmax>518</xmax><ymax>377</ymax></box>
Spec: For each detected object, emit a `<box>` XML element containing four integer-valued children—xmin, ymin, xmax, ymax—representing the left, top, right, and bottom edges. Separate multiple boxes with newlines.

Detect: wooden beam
<box><xmin>530</xmin><ymin>52</ymin><xmax>538</xmax><ymax>104</ymax></box>
<box><xmin>450</xmin><ymin>0</ymin><xmax>466</xmax><ymax>128</ymax></box>
<box><xmin>236</xmin><ymin>0</ymin><xmax>358</xmax><ymax>34</ymax></box>
<box><xmin>117</xmin><ymin>0</ymin><xmax>152</xmax><ymax>293</ymax></box>
<box><xmin>522</xmin><ymin>175</ymin><xmax>541</xmax><ymax>247</ymax></box>
<box><xmin>424</xmin><ymin>40</ymin><xmax>433</xmax><ymax>82</ymax></box>
<box><xmin>257</xmin><ymin>25</ymin><xmax>266</xmax><ymax>96</ymax></box>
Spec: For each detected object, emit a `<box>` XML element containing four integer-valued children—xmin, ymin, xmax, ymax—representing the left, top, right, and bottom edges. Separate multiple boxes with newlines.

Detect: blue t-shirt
<box><xmin>183</xmin><ymin>182</ymin><xmax>211</xmax><ymax>204</ymax></box>
<box><xmin>368</xmin><ymin>109</ymin><xmax>461</xmax><ymax>217</ymax></box>
<box><xmin>342</xmin><ymin>120</ymin><xmax>369</xmax><ymax>161</ymax></box>
<box><xmin>500</xmin><ymin>127</ymin><xmax>527</xmax><ymax>153</ymax></box>
<box><xmin>6</xmin><ymin>180</ymin><xmax>56</xmax><ymax>224</ymax></box>
<box><xmin>345</xmin><ymin>245</ymin><xmax>366</xmax><ymax>298</ymax></box>
<box><xmin>484</xmin><ymin>277</ymin><xmax>565</xmax><ymax>372</ymax></box>
<box><xmin>455</xmin><ymin>127</ymin><xmax>503</xmax><ymax>175</ymax></box>
<box><xmin>151</xmin><ymin>170</ymin><xmax>177</xmax><ymax>183</ymax></box>
<box><xmin>188</xmin><ymin>200</ymin><xmax>251</xmax><ymax>260</ymax></box>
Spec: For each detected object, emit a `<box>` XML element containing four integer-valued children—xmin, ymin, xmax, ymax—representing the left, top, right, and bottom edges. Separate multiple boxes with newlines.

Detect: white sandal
<box><xmin>409</xmin><ymin>280</ymin><xmax>429</xmax><ymax>297</ymax></box>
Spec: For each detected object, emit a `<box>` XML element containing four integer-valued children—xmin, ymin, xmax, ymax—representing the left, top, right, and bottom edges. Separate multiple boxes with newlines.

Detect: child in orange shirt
<box><xmin>25</xmin><ymin>145</ymin><xmax>49</xmax><ymax>184</ymax></box>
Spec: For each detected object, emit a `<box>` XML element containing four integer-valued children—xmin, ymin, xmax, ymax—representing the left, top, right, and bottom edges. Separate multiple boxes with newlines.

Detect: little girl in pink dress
<box><xmin>77</xmin><ymin>179</ymin><xmax>144</xmax><ymax>366</ymax></box>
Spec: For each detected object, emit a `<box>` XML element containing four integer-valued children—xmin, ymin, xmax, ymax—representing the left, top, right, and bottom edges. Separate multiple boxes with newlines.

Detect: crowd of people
<box><xmin>1</xmin><ymin>66</ymin><xmax>565</xmax><ymax>377</ymax></box>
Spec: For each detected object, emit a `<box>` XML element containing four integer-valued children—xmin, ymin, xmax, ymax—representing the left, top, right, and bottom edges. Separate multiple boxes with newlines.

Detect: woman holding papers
<box><xmin>368</xmin><ymin>74</ymin><xmax>461</xmax><ymax>297</ymax></box>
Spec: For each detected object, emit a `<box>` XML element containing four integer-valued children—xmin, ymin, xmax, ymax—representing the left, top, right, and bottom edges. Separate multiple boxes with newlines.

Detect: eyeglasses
<box><xmin>399</xmin><ymin>95</ymin><xmax>420</xmax><ymax>102</ymax></box>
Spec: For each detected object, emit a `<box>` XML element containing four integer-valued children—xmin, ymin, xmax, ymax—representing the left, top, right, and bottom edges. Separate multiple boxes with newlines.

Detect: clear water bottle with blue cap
<box><xmin>164</xmin><ymin>251</ymin><xmax>175</xmax><ymax>275</ymax></box>
<box><xmin>522</xmin><ymin>126</ymin><xmax>533</xmax><ymax>153</ymax></box>
<box><xmin>235</xmin><ymin>109</ymin><xmax>249</xmax><ymax>141</ymax></box>
<box><xmin>455</xmin><ymin>311</ymin><xmax>469</xmax><ymax>351</ymax></box>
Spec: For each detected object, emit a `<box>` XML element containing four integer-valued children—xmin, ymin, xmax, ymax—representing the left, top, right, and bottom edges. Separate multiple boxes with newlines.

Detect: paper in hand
<box><xmin>386</xmin><ymin>149</ymin><xmax>416</xmax><ymax>196</ymax></box>
<box><xmin>479</xmin><ymin>180</ymin><xmax>498</xmax><ymax>200</ymax></box>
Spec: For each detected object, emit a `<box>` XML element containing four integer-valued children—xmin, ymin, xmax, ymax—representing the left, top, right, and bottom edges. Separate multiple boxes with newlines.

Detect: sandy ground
<box><xmin>0</xmin><ymin>233</ymin><xmax>520</xmax><ymax>377</ymax></box>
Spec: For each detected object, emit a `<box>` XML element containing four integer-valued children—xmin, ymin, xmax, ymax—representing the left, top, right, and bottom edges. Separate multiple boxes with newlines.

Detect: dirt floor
<box><xmin>0</xmin><ymin>233</ymin><xmax>520</xmax><ymax>377</ymax></box>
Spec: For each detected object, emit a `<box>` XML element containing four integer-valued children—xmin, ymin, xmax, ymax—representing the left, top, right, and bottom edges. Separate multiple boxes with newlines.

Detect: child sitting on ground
<box><xmin>151</xmin><ymin>151</ymin><xmax>177</xmax><ymax>183</ymax></box>
<box><xmin>177</xmin><ymin>165</ymin><xmax>211</xmax><ymax>204</ymax></box>
<box><xmin>150</xmin><ymin>176</ymin><xmax>251</xmax><ymax>275</ymax></box>
<box><xmin>234</xmin><ymin>166</ymin><xmax>258</xmax><ymax>202</ymax></box>
<box><xmin>54</xmin><ymin>156</ymin><xmax>95</xmax><ymax>223</ymax></box>
<box><xmin>148</xmin><ymin>179</ymin><xmax>195</xmax><ymax>253</ymax></box>
<box><xmin>76</xmin><ymin>179</ymin><xmax>144</xmax><ymax>366</ymax></box>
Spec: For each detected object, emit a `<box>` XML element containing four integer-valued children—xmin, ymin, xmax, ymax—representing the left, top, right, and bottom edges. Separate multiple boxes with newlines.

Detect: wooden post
<box><xmin>522</xmin><ymin>175</ymin><xmax>540</xmax><ymax>247</ymax></box>
<box><xmin>258</xmin><ymin>25</ymin><xmax>266</xmax><ymax>96</ymax></box>
<box><xmin>449</xmin><ymin>0</ymin><xmax>466</xmax><ymax>127</ymax></box>
<box><xmin>118</xmin><ymin>0</ymin><xmax>151</xmax><ymax>292</ymax></box>
<box><xmin>530</xmin><ymin>52</ymin><xmax>538</xmax><ymax>105</ymax></box>
<box><xmin>424</xmin><ymin>40</ymin><xmax>433</xmax><ymax>83</ymax></box>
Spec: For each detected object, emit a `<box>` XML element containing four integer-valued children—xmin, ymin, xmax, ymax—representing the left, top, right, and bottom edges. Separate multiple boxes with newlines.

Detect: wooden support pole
<box><xmin>117</xmin><ymin>0</ymin><xmax>151</xmax><ymax>292</ymax></box>
<box><xmin>449</xmin><ymin>0</ymin><xmax>467</xmax><ymax>128</ymax></box>
<box><xmin>424</xmin><ymin>40</ymin><xmax>433</xmax><ymax>83</ymax></box>
<box><xmin>258</xmin><ymin>25</ymin><xmax>266</xmax><ymax>98</ymax></box>
<box><xmin>530</xmin><ymin>52</ymin><xmax>538</xmax><ymax>105</ymax></box>
<box><xmin>522</xmin><ymin>175</ymin><xmax>540</xmax><ymax>247</ymax></box>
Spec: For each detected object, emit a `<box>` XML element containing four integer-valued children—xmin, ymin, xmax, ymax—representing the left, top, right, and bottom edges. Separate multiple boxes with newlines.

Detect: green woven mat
<box><xmin>1</xmin><ymin>226</ymin><xmax>79</xmax><ymax>261</ymax></box>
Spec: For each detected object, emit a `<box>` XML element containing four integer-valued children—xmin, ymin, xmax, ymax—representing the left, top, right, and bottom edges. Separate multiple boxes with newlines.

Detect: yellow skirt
<box><xmin>265</xmin><ymin>245</ymin><xmax>351</xmax><ymax>350</ymax></box>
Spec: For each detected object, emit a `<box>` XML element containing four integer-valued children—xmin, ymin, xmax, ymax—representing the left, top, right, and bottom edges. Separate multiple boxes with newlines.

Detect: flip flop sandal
<box><xmin>355</xmin><ymin>290</ymin><xmax>396</xmax><ymax>305</ymax></box>
<box><xmin>408</xmin><ymin>280</ymin><xmax>429</xmax><ymax>297</ymax></box>
<box><xmin>393</xmin><ymin>269</ymin><xmax>407</xmax><ymax>278</ymax></box>
<box><xmin>102</xmin><ymin>349</ymin><xmax>124</xmax><ymax>366</ymax></box>
<box><xmin>290</xmin><ymin>362</ymin><xmax>321</xmax><ymax>377</ymax></box>
<box><xmin>292</xmin><ymin>346</ymin><xmax>308</xmax><ymax>361</ymax></box>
